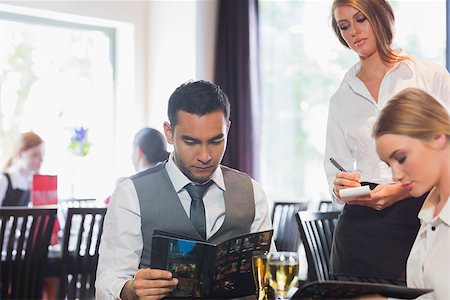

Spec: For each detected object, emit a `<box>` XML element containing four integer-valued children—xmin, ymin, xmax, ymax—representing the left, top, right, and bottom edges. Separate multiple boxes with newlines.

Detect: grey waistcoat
<box><xmin>131</xmin><ymin>162</ymin><xmax>255</xmax><ymax>268</ymax></box>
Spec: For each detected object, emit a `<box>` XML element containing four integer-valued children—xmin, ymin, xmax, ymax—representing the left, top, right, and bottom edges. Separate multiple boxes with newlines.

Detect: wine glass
<box><xmin>252</xmin><ymin>251</ymin><xmax>269</xmax><ymax>300</ymax></box>
<box><xmin>266</xmin><ymin>251</ymin><xmax>299</xmax><ymax>300</ymax></box>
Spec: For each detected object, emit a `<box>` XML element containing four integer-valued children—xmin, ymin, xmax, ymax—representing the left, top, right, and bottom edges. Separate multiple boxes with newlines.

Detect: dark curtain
<box><xmin>214</xmin><ymin>0</ymin><xmax>261</xmax><ymax>180</ymax></box>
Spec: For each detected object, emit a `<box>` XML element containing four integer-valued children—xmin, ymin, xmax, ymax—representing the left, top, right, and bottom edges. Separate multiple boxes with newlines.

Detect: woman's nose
<box><xmin>349</xmin><ymin>22</ymin><xmax>360</xmax><ymax>37</ymax></box>
<box><xmin>391</xmin><ymin>167</ymin><xmax>404</xmax><ymax>182</ymax></box>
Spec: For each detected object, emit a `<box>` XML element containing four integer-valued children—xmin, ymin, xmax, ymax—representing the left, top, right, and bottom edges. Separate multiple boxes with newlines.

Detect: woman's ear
<box><xmin>432</xmin><ymin>133</ymin><xmax>447</xmax><ymax>150</ymax></box>
<box><xmin>136</xmin><ymin>146</ymin><xmax>144</xmax><ymax>159</ymax></box>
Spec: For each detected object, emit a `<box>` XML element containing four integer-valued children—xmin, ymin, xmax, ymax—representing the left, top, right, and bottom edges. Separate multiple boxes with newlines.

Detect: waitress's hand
<box><xmin>347</xmin><ymin>183</ymin><xmax>410</xmax><ymax>210</ymax></box>
<box><xmin>333</xmin><ymin>171</ymin><xmax>362</xmax><ymax>201</ymax></box>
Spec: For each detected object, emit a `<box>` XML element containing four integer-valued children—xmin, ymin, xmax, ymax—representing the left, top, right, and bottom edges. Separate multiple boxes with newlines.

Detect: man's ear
<box><xmin>163</xmin><ymin>121</ymin><xmax>173</xmax><ymax>145</ymax></box>
<box><xmin>227</xmin><ymin>120</ymin><xmax>231</xmax><ymax>133</ymax></box>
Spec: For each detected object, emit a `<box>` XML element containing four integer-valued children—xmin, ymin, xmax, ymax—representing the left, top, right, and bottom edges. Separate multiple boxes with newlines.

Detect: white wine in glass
<box><xmin>252</xmin><ymin>252</ymin><xmax>269</xmax><ymax>300</ymax></box>
<box><xmin>267</xmin><ymin>252</ymin><xmax>299</xmax><ymax>300</ymax></box>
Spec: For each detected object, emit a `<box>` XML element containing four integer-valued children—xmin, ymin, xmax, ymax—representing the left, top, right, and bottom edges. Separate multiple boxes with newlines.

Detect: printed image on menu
<box><xmin>150</xmin><ymin>229</ymin><xmax>273</xmax><ymax>298</ymax></box>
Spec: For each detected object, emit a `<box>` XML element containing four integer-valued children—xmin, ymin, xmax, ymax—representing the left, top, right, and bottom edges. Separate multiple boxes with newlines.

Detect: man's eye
<box><xmin>211</xmin><ymin>140</ymin><xmax>223</xmax><ymax>145</ymax></box>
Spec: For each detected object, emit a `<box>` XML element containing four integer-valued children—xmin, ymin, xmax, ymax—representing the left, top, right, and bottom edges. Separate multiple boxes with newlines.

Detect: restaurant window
<box><xmin>259</xmin><ymin>0</ymin><xmax>447</xmax><ymax>204</ymax></box>
<box><xmin>0</xmin><ymin>8</ymin><xmax>116</xmax><ymax>200</ymax></box>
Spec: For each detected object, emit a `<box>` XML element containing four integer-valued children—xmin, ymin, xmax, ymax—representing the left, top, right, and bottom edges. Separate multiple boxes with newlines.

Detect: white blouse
<box><xmin>407</xmin><ymin>188</ymin><xmax>450</xmax><ymax>299</ymax></box>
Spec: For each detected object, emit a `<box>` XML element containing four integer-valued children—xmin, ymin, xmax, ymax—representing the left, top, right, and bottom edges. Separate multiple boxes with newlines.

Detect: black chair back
<box><xmin>57</xmin><ymin>198</ymin><xmax>98</xmax><ymax>230</ymax></box>
<box><xmin>57</xmin><ymin>207</ymin><xmax>107</xmax><ymax>300</ymax></box>
<box><xmin>295</xmin><ymin>211</ymin><xmax>339</xmax><ymax>282</ymax></box>
<box><xmin>1</xmin><ymin>207</ymin><xmax>57</xmax><ymax>299</ymax></box>
<box><xmin>271</xmin><ymin>201</ymin><xmax>308</xmax><ymax>252</ymax></box>
<box><xmin>318</xmin><ymin>199</ymin><xmax>334</xmax><ymax>212</ymax></box>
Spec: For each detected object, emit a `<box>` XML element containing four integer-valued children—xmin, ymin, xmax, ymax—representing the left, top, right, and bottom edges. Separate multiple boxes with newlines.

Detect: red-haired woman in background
<box><xmin>0</xmin><ymin>131</ymin><xmax>45</xmax><ymax>206</ymax></box>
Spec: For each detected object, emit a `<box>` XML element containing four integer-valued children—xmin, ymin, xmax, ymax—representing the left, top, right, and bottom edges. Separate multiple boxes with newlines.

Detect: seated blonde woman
<box><xmin>373</xmin><ymin>88</ymin><xmax>449</xmax><ymax>299</ymax></box>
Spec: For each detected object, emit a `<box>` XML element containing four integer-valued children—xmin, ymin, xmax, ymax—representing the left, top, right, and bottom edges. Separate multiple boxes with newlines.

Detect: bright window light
<box><xmin>1</xmin><ymin>15</ymin><xmax>115</xmax><ymax>201</ymax></box>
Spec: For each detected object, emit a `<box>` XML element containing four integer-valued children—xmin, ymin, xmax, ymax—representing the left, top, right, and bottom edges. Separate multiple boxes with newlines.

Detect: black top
<box><xmin>330</xmin><ymin>193</ymin><xmax>427</xmax><ymax>283</ymax></box>
<box><xmin>1</xmin><ymin>173</ymin><xmax>30</xmax><ymax>206</ymax></box>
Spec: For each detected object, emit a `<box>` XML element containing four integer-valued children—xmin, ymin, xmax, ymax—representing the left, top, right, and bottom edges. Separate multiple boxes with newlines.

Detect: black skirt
<box><xmin>330</xmin><ymin>193</ymin><xmax>427</xmax><ymax>283</ymax></box>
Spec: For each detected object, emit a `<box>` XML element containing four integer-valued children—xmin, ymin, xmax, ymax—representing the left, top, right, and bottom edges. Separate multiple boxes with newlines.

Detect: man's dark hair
<box><xmin>167</xmin><ymin>80</ymin><xmax>230</xmax><ymax>127</ymax></box>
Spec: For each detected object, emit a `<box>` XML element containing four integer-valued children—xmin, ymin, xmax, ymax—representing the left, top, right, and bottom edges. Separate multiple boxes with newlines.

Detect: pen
<box><xmin>329</xmin><ymin>157</ymin><xmax>348</xmax><ymax>172</ymax></box>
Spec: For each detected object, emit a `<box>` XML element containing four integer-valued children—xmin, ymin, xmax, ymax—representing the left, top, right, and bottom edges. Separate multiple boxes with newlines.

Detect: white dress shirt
<box><xmin>324</xmin><ymin>52</ymin><xmax>449</xmax><ymax>205</ymax></box>
<box><xmin>0</xmin><ymin>165</ymin><xmax>32</xmax><ymax>206</ymax></box>
<box><xmin>96</xmin><ymin>153</ymin><xmax>272</xmax><ymax>299</ymax></box>
<box><xmin>406</xmin><ymin>188</ymin><xmax>450</xmax><ymax>300</ymax></box>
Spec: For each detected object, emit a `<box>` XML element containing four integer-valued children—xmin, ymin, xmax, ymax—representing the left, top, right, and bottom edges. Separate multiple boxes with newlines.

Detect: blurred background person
<box><xmin>105</xmin><ymin>128</ymin><xmax>169</xmax><ymax>205</ymax></box>
<box><xmin>374</xmin><ymin>88</ymin><xmax>449</xmax><ymax>299</ymax></box>
<box><xmin>131</xmin><ymin>127</ymin><xmax>170</xmax><ymax>172</ymax></box>
<box><xmin>0</xmin><ymin>131</ymin><xmax>45</xmax><ymax>206</ymax></box>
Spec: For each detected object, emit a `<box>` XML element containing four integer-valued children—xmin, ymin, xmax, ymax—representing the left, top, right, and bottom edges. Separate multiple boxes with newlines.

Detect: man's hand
<box><xmin>120</xmin><ymin>268</ymin><xmax>178</xmax><ymax>300</ymax></box>
<box><xmin>347</xmin><ymin>183</ymin><xmax>410</xmax><ymax>210</ymax></box>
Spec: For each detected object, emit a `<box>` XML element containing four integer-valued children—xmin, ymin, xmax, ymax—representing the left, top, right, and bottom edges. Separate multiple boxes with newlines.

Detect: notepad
<box><xmin>340</xmin><ymin>185</ymin><xmax>371</xmax><ymax>200</ymax></box>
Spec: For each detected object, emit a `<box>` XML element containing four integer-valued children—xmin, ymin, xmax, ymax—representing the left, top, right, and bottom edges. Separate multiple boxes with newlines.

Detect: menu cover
<box><xmin>290</xmin><ymin>280</ymin><xmax>433</xmax><ymax>299</ymax></box>
<box><xmin>151</xmin><ymin>229</ymin><xmax>273</xmax><ymax>299</ymax></box>
<box><xmin>32</xmin><ymin>174</ymin><xmax>59</xmax><ymax>244</ymax></box>
<box><xmin>31</xmin><ymin>174</ymin><xmax>58</xmax><ymax>206</ymax></box>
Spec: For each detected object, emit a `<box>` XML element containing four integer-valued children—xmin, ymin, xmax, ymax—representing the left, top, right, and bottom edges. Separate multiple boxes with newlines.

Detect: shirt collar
<box><xmin>418</xmin><ymin>187</ymin><xmax>450</xmax><ymax>227</ymax></box>
<box><xmin>390</xmin><ymin>49</ymin><xmax>415</xmax><ymax>74</ymax></box>
<box><xmin>165</xmin><ymin>152</ymin><xmax>225</xmax><ymax>193</ymax></box>
<box><xmin>343</xmin><ymin>48</ymin><xmax>414</xmax><ymax>86</ymax></box>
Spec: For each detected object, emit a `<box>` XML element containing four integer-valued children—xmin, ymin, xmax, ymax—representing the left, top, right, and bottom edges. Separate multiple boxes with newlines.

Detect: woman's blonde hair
<box><xmin>331</xmin><ymin>0</ymin><xmax>407</xmax><ymax>64</ymax></box>
<box><xmin>373</xmin><ymin>88</ymin><xmax>450</xmax><ymax>142</ymax></box>
<box><xmin>3</xmin><ymin>131</ymin><xmax>44</xmax><ymax>170</ymax></box>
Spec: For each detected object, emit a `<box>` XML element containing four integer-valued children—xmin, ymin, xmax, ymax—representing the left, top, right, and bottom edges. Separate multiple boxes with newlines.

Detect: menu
<box><xmin>151</xmin><ymin>229</ymin><xmax>273</xmax><ymax>298</ymax></box>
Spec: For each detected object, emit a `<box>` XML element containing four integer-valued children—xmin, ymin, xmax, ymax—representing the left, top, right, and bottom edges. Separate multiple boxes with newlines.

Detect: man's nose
<box><xmin>197</xmin><ymin>145</ymin><xmax>211</xmax><ymax>163</ymax></box>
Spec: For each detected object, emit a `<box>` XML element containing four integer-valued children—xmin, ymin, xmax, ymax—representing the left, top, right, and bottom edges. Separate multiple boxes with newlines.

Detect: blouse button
<box><xmin>431</xmin><ymin>226</ymin><xmax>436</xmax><ymax>231</ymax></box>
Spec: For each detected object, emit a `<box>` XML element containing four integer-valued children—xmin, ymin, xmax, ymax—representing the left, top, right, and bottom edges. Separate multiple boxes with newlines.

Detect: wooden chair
<box><xmin>0</xmin><ymin>207</ymin><xmax>57</xmax><ymax>299</ymax></box>
<box><xmin>271</xmin><ymin>201</ymin><xmax>308</xmax><ymax>252</ymax></box>
<box><xmin>295</xmin><ymin>211</ymin><xmax>340</xmax><ymax>282</ymax></box>
<box><xmin>57</xmin><ymin>207</ymin><xmax>107</xmax><ymax>300</ymax></box>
